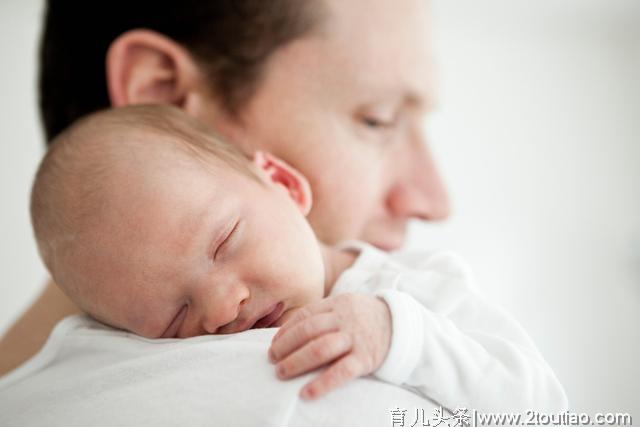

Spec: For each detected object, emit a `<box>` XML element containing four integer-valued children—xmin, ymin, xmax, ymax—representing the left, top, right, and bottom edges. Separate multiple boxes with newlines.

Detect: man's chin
<box><xmin>370</xmin><ymin>241</ymin><xmax>401</xmax><ymax>252</ymax></box>
<box><xmin>366</xmin><ymin>234</ymin><xmax>406</xmax><ymax>251</ymax></box>
<box><xmin>361</xmin><ymin>226</ymin><xmax>407</xmax><ymax>252</ymax></box>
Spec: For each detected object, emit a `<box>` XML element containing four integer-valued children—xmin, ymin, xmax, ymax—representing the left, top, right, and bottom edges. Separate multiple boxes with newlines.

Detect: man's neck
<box><xmin>320</xmin><ymin>244</ymin><xmax>359</xmax><ymax>296</ymax></box>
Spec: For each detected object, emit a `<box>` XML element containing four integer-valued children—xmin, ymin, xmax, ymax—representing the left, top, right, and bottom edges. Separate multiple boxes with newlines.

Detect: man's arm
<box><xmin>0</xmin><ymin>280</ymin><xmax>81</xmax><ymax>376</ymax></box>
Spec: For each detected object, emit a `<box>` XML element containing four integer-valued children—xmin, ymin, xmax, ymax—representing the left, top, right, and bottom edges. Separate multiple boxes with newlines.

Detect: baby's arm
<box><xmin>373</xmin><ymin>251</ymin><xmax>568</xmax><ymax>413</ymax></box>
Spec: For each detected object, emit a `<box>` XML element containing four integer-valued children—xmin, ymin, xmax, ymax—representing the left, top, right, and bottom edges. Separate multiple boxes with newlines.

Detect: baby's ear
<box><xmin>253</xmin><ymin>151</ymin><xmax>312</xmax><ymax>216</ymax></box>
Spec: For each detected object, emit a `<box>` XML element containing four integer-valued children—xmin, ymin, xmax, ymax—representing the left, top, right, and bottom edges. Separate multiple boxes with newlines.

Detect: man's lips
<box><xmin>252</xmin><ymin>302</ymin><xmax>285</xmax><ymax>329</ymax></box>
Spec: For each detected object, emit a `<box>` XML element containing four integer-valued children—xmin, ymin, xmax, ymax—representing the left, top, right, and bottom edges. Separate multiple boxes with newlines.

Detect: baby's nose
<box><xmin>200</xmin><ymin>283</ymin><xmax>250</xmax><ymax>334</ymax></box>
<box><xmin>201</xmin><ymin>306</ymin><xmax>236</xmax><ymax>334</ymax></box>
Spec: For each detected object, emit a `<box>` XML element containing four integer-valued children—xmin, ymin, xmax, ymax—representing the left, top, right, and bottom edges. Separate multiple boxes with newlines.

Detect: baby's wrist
<box><xmin>372</xmin><ymin>289</ymin><xmax>424</xmax><ymax>385</ymax></box>
<box><xmin>373</xmin><ymin>295</ymin><xmax>393</xmax><ymax>369</ymax></box>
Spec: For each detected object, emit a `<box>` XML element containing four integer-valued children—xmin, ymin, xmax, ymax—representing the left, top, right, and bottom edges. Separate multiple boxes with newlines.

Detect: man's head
<box><xmin>39</xmin><ymin>0</ymin><xmax>324</xmax><ymax>141</ymax></box>
<box><xmin>39</xmin><ymin>0</ymin><xmax>450</xmax><ymax>250</ymax></box>
<box><xmin>32</xmin><ymin>105</ymin><xmax>326</xmax><ymax>338</ymax></box>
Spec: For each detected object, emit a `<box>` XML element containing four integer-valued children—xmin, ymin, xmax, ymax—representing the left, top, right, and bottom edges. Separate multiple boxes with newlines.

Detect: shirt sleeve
<box><xmin>371</xmin><ymin>251</ymin><xmax>569</xmax><ymax>414</ymax></box>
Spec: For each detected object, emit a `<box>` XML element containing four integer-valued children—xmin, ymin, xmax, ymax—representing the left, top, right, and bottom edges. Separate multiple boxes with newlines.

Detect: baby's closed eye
<box><xmin>161</xmin><ymin>305</ymin><xmax>188</xmax><ymax>338</ymax></box>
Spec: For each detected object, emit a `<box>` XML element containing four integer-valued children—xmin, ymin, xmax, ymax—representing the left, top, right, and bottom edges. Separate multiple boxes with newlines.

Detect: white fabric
<box><xmin>0</xmin><ymin>315</ymin><xmax>436</xmax><ymax>427</ymax></box>
<box><xmin>373</xmin><ymin>289</ymin><xmax>425</xmax><ymax>383</ymax></box>
<box><xmin>331</xmin><ymin>242</ymin><xmax>569</xmax><ymax>413</ymax></box>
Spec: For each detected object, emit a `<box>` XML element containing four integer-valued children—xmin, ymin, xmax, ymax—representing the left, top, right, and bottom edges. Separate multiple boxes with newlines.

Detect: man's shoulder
<box><xmin>0</xmin><ymin>314</ymin><xmax>437</xmax><ymax>427</ymax></box>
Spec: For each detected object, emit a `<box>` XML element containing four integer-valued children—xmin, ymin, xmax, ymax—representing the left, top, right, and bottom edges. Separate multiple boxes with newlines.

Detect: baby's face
<box><xmin>71</xmin><ymin>147</ymin><xmax>326</xmax><ymax>338</ymax></box>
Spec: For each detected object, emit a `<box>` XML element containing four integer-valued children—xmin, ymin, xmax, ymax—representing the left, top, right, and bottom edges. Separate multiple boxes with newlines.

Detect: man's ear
<box><xmin>106</xmin><ymin>29</ymin><xmax>204</xmax><ymax>113</ymax></box>
<box><xmin>253</xmin><ymin>151</ymin><xmax>313</xmax><ymax>216</ymax></box>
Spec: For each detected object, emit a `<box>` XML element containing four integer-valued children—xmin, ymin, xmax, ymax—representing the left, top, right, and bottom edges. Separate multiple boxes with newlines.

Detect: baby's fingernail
<box><xmin>277</xmin><ymin>364</ymin><xmax>286</xmax><ymax>378</ymax></box>
<box><xmin>301</xmin><ymin>386</ymin><xmax>314</xmax><ymax>400</ymax></box>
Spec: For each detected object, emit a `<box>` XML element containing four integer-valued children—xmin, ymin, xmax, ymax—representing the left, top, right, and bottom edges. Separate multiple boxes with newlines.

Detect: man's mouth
<box><xmin>252</xmin><ymin>302</ymin><xmax>285</xmax><ymax>329</ymax></box>
<box><xmin>368</xmin><ymin>225</ymin><xmax>407</xmax><ymax>251</ymax></box>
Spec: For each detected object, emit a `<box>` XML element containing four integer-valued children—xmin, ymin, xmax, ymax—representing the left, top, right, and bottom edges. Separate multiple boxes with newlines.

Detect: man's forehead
<box><xmin>322</xmin><ymin>0</ymin><xmax>432</xmax><ymax>53</ymax></box>
<box><xmin>319</xmin><ymin>0</ymin><xmax>437</xmax><ymax>109</ymax></box>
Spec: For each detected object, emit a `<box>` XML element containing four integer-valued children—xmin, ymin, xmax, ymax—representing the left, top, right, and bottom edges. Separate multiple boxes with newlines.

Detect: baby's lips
<box><xmin>254</xmin><ymin>301</ymin><xmax>285</xmax><ymax>329</ymax></box>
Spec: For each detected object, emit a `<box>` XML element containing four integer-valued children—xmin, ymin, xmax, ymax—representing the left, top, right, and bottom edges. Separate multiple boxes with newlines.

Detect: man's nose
<box><xmin>386</xmin><ymin>132</ymin><xmax>451</xmax><ymax>221</ymax></box>
<box><xmin>198</xmin><ymin>280</ymin><xmax>250</xmax><ymax>334</ymax></box>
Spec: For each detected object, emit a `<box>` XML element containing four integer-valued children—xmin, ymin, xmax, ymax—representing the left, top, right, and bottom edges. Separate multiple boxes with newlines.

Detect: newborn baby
<box><xmin>31</xmin><ymin>105</ymin><xmax>567</xmax><ymax>410</ymax></box>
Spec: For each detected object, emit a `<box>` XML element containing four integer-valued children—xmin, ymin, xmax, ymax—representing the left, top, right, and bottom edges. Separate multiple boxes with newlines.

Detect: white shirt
<box><xmin>334</xmin><ymin>241</ymin><xmax>569</xmax><ymax>413</ymax></box>
<box><xmin>0</xmin><ymin>315</ymin><xmax>436</xmax><ymax>426</ymax></box>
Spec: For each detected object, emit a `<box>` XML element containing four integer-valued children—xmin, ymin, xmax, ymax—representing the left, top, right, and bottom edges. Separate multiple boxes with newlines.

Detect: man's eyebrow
<box><xmin>403</xmin><ymin>89</ymin><xmax>437</xmax><ymax>112</ymax></box>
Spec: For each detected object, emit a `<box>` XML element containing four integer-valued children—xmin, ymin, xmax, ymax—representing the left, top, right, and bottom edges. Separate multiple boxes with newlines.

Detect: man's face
<box><xmin>206</xmin><ymin>0</ymin><xmax>450</xmax><ymax>250</ymax></box>
<box><xmin>72</xmin><ymin>146</ymin><xmax>325</xmax><ymax>338</ymax></box>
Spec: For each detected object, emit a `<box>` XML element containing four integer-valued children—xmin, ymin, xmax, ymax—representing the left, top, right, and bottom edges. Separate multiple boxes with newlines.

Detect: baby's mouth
<box><xmin>253</xmin><ymin>302</ymin><xmax>285</xmax><ymax>329</ymax></box>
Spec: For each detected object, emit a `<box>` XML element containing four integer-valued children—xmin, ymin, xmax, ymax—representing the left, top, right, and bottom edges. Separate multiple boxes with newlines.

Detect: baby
<box><xmin>31</xmin><ymin>105</ymin><xmax>567</xmax><ymax>411</ymax></box>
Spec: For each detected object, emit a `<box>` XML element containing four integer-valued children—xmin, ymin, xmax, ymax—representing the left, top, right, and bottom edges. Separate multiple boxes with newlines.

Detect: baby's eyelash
<box><xmin>162</xmin><ymin>304</ymin><xmax>188</xmax><ymax>338</ymax></box>
<box><xmin>214</xmin><ymin>220</ymin><xmax>239</xmax><ymax>260</ymax></box>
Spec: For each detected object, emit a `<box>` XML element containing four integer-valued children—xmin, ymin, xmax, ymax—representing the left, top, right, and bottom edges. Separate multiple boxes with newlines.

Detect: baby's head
<box><xmin>31</xmin><ymin>105</ymin><xmax>326</xmax><ymax>338</ymax></box>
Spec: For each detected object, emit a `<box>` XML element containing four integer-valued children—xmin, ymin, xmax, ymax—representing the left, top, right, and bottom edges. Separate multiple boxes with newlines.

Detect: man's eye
<box><xmin>361</xmin><ymin>116</ymin><xmax>395</xmax><ymax>129</ymax></box>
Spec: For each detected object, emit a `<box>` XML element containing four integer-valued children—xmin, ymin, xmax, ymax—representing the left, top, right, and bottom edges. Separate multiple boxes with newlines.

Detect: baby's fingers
<box><xmin>269</xmin><ymin>312</ymin><xmax>338</xmax><ymax>363</ymax></box>
<box><xmin>275</xmin><ymin>331</ymin><xmax>351</xmax><ymax>380</ymax></box>
<box><xmin>273</xmin><ymin>301</ymin><xmax>333</xmax><ymax>341</ymax></box>
<box><xmin>300</xmin><ymin>354</ymin><xmax>363</xmax><ymax>400</ymax></box>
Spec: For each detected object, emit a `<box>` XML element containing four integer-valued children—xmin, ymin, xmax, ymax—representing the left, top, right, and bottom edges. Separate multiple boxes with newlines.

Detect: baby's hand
<box><xmin>268</xmin><ymin>293</ymin><xmax>391</xmax><ymax>400</ymax></box>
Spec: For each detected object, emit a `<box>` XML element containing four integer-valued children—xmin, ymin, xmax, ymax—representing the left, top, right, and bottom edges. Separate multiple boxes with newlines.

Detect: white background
<box><xmin>0</xmin><ymin>0</ymin><xmax>638</xmax><ymax>415</ymax></box>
